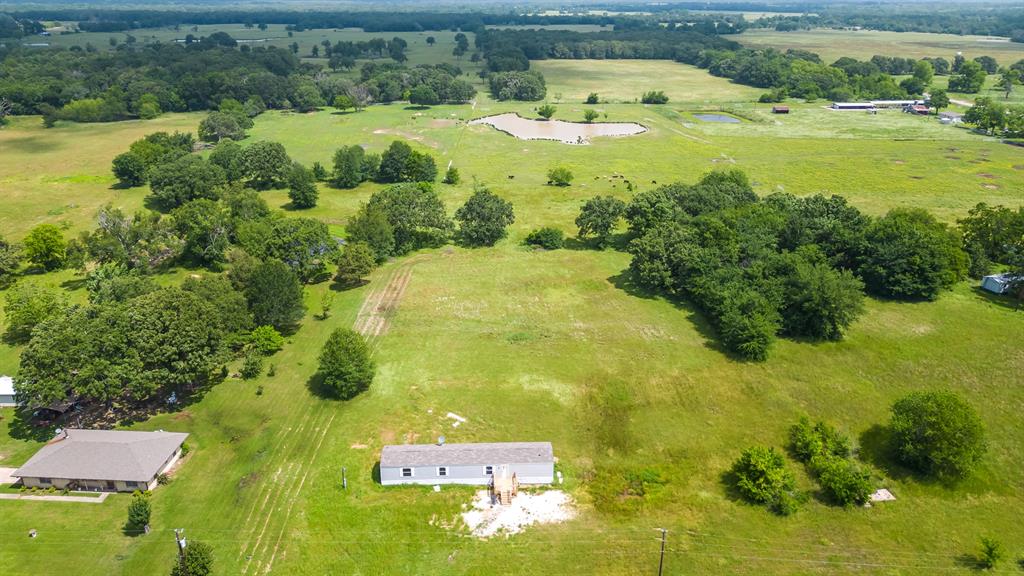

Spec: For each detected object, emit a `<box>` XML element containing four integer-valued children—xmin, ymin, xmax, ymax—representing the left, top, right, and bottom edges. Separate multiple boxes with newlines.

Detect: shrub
<box><xmin>442</xmin><ymin>166</ymin><xmax>460</xmax><ymax>185</ymax></box>
<box><xmin>525</xmin><ymin>227</ymin><xmax>564</xmax><ymax>250</ymax></box>
<box><xmin>583</xmin><ymin>109</ymin><xmax>599</xmax><ymax>123</ymax></box>
<box><xmin>112</xmin><ymin>152</ymin><xmax>147</xmax><ymax>187</ymax></box>
<box><xmin>891</xmin><ymin>391</ymin><xmax>987</xmax><ymax>480</ymax></box>
<box><xmin>157</xmin><ymin>473</ymin><xmax>170</xmax><ymax>486</ymax></box>
<box><xmin>170</xmin><ymin>540</ymin><xmax>214</xmax><ymax>576</ymax></box>
<box><xmin>547</xmin><ymin>166</ymin><xmax>573</xmax><ymax>187</ymax></box>
<box><xmin>789</xmin><ymin>417</ymin><xmax>851</xmax><ymax>462</ymax></box>
<box><xmin>810</xmin><ymin>454</ymin><xmax>872</xmax><ymax>507</ymax></box>
<box><xmin>576</xmin><ymin>195</ymin><xmax>626</xmax><ymax>248</ymax></box>
<box><xmin>126</xmin><ymin>490</ymin><xmax>151</xmax><ymax>531</ymax></box>
<box><xmin>585</xmin><ymin>92</ymin><xmax>599</xmax><ymax>104</ymax></box>
<box><xmin>23</xmin><ymin>224</ymin><xmax>67</xmax><ymax>270</ymax></box>
<box><xmin>249</xmin><ymin>325</ymin><xmax>284</xmax><ymax>355</ymax></box>
<box><xmin>641</xmin><ymin>90</ymin><xmax>669</xmax><ymax>104</ymax></box>
<box><xmin>730</xmin><ymin>446</ymin><xmax>799</xmax><ymax>514</ymax></box>
<box><xmin>977</xmin><ymin>536</ymin><xmax>1004</xmax><ymax>569</ymax></box>
<box><xmin>318</xmin><ymin>328</ymin><xmax>375</xmax><ymax>399</ymax></box>
<box><xmin>241</xmin><ymin>352</ymin><xmax>263</xmax><ymax>379</ymax></box>
<box><xmin>537</xmin><ymin>104</ymin><xmax>557</xmax><ymax>119</ymax></box>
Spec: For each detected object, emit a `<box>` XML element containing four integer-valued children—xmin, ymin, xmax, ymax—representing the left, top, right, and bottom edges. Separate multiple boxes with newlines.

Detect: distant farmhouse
<box><xmin>771</xmin><ymin>105</ymin><xmax>790</xmax><ymax>114</ymax></box>
<box><xmin>13</xmin><ymin>429</ymin><xmax>188</xmax><ymax>492</ymax></box>
<box><xmin>380</xmin><ymin>441</ymin><xmax>554</xmax><ymax>487</ymax></box>
<box><xmin>0</xmin><ymin>376</ymin><xmax>15</xmax><ymax>407</ymax></box>
<box><xmin>939</xmin><ymin>111</ymin><xmax>964</xmax><ymax>125</ymax></box>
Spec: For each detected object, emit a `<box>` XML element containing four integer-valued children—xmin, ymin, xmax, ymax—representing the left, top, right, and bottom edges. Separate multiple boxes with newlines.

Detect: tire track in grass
<box><xmin>237</xmin><ymin>408</ymin><xmax>320</xmax><ymax>563</ymax></box>
<box><xmin>260</xmin><ymin>412</ymin><xmax>337</xmax><ymax>574</ymax></box>
<box><xmin>246</xmin><ymin>408</ymin><xmax>332</xmax><ymax>574</ymax></box>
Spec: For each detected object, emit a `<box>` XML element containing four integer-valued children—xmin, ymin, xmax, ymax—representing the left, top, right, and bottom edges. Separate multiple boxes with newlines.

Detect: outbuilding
<box><xmin>771</xmin><ymin>106</ymin><xmax>790</xmax><ymax>114</ymax></box>
<box><xmin>0</xmin><ymin>376</ymin><xmax>15</xmax><ymax>407</ymax></box>
<box><xmin>981</xmin><ymin>273</ymin><xmax>1019</xmax><ymax>295</ymax></box>
<box><xmin>831</xmin><ymin>102</ymin><xmax>876</xmax><ymax>111</ymax></box>
<box><xmin>379</xmin><ymin>441</ymin><xmax>554</xmax><ymax>486</ymax></box>
<box><xmin>939</xmin><ymin>111</ymin><xmax>964</xmax><ymax>125</ymax></box>
<box><xmin>13</xmin><ymin>429</ymin><xmax>188</xmax><ymax>492</ymax></box>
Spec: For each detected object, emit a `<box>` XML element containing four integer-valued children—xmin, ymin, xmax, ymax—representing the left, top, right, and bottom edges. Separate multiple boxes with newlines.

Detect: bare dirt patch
<box><xmin>977</xmin><ymin>173</ymin><xmax>996</xmax><ymax>179</ymax></box>
<box><xmin>982</xmin><ymin>184</ymin><xmax>999</xmax><ymax>190</ymax></box>
<box><xmin>460</xmin><ymin>490</ymin><xmax>576</xmax><ymax>538</ymax></box>
<box><xmin>429</xmin><ymin>119</ymin><xmax>457</xmax><ymax>128</ymax></box>
<box><xmin>1013</xmin><ymin>165</ymin><xmax>1024</xmax><ymax>171</ymax></box>
<box><xmin>469</xmin><ymin>112</ymin><xmax>645</xmax><ymax>145</ymax></box>
<box><xmin>371</xmin><ymin>129</ymin><xmax>440</xmax><ymax>149</ymax></box>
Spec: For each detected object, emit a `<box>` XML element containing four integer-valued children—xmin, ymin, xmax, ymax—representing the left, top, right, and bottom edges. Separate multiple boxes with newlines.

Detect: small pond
<box><xmin>693</xmin><ymin>113</ymin><xmax>741</xmax><ymax>124</ymax></box>
<box><xmin>469</xmin><ymin>113</ymin><xmax>646</xmax><ymax>145</ymax></box>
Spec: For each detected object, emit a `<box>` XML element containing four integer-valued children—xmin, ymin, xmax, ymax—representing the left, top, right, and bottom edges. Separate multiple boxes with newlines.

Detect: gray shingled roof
<box><xmin>13</xmin><ymin>429</ymin><xmax>188</xmax><ymax>482</ymax></box>
<box><xmin>380</xmin><ymin>442</ymin><xmax>553</xmax><ymax>467</ymax></box>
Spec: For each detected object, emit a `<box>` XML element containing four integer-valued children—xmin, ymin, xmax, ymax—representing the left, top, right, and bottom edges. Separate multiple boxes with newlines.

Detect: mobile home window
<box><xmin>437</xmin><ymin>467</ymin><xmax>448</xmax><ymax>477</ymax></box>
<box><xmin>484</xmin><ymin>466</ymin><xmax>493</xmax><ymax>475</ymax></box>
<box><xmin>401</xmin><ymin>468</ymin><xmax>413</xmax><ymax>477</ymax></box>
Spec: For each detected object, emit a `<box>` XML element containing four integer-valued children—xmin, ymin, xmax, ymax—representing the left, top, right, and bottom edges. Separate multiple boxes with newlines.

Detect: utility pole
<box><xmin>655</xmin><ymin>528</ymin><xmax>667</xmax><ymax>576</ymax></box>
<box><xmin>174</xmin><ymin>528</ymin><xmax>186</xmax><ymax>574</ymax></box>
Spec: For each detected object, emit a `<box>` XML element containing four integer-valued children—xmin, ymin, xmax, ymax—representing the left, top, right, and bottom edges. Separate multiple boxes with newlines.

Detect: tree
<box><xmin>291</xmin><ymin>83</ymin><xmax>325</xmax><ymax>112</ymax></box>
<box><xmin>317</xmin><ymin>328</ymin><xmax>375</xmax><ymax>399</ymax></box>
<box><xmin>996</xmin><ymin>70</ymin><xmax>1018</xmax><ymax>99</ymax></box>
<box><xmin>332</xmin><ymin>94</ymin><xmax>355</xmax><ymax>112</ymax></box>
<box><xmin>409</xmin><ymin>85</ymin><xmax>440</xmax><ymax>107</ymax></box>
<box><xmin>928</xmin><ymin>88</ymin><xmax>950</xmax><ymax>112</ymax></box>
<box><xmin>537</xmin><ymin>104</ymin><xmax>557</xmax><ymax>120</ymax></box>
<box><xmin>247</xmin><ymin>218</ymin><xmax>337</xmax><ymax>282</ymax></box>
<box><xmin>365</xmin><ymin>182</ymin><xmax>453</xmax><ymax>255</ymax></box>
<box><xmin>198</xmin><ymin>112</ymin><xmax>246</xmax><ymax>143</ymax></box>
<box><xmin>948</xmin><ymin>60</ymin><xmax>987</xmax><ymax>93</ymax></box>
<box><xmin>583</xmin><ymin>109</ymin><xmax>599</xmax><ymax>123</ymax></box>
<box><xmin>287</xmin><ymin>163</ymin><xmax>318</xmax><ymax>209</ymax></box>
<box><xmin>773</xmin><ymin>249</ymin><xmax>865</xmax><ymax>341</ymax></box>
<box><xmin>858</xmin><ymin>208</ymin><xmax>968</xmax><ymax>300</ymax></box>
<box><xmin>973</xmin><ymin>55</ymin><xmax>999</xmax><ymax>74</ymax></box>
<box><xmin>891</xmin><ymin>391</ymin><xmax>986</xmax><ymax>480</ymax></box>
<box><xmin>241</xmin><ymin>352</ymin><xmax>263</xmax><ymax>379</ymax></box>
<box><xmin>455</xmin><ymin>185</ymin><xmax>515</xmax><ymax>247</ymax></box>
<box><xmin>585</xmin><ymin>93</ymin><xmax>599</xmax><ymax>104</ymax></box>
<box><xmin>181</xmin><ymin>275</ymin><xmax>253</xmax><ymax>337</ymax></box>
<box><xmin>23</xmin><ymin>224</ymin><xmax>67</xmax><ymax>270</ymax></box>
<box><xmin>239</xmin><ymin>141</ymin><xmax>291</xmax><ymax>189</ymax></box>
<box><xmin>377</xmin><ymin>141</ymin><xmax>436</xmax><ymax>183</ymax></box>
<box><xmin>426</xmin><ymin>36</ymin><xmax>435</xmax><ymax>46</ymax></box>
<box><xmin>547</xmin><ymin>166</ymin><xmax>573</xmax><ymax>186</ymax></box>
<box><xmin>126</xmin><ymin>491</ymin><xmax>151</xmax><ymax>532</ymax></box>
<box><xmin>0</xmin><ymin>237</ymin><xmax>21</xmax><ymax>287</ymax></box>
<box><xmin>912</xmin><ymin>59</ymin><xmax>934</xmax><ymax>85</ymax></box>
<box><xmin>334</xmin><ymin>242</ymin><xmax>377</xmax><ymax>287</ymax></box>
<box><xmin>209</xmin><ymin>140</ymin><xmax>245</xmax><ymax>182</ymax></box>
<box><xmin>149</xmin><ymin>156</ymin><xmax>226</xmax><ymax>210</ymax></box>
<box><xmin>3</xmin><ymin>283</ymin><xmax>66</xmax><ymax>343</ymax></box>
<box><xmin>112</xmin><ymin>152</ymin><xmax>147</xmax><ymax>187</ymax></box>
<box><xmin>172</xmin><ymin>199</ymin><xmax>231</xmax><ymax>266</ymax></box>
<box><xmin>442</xmin><ymin>166</ymin><xmax>460</xmax><ymax>185</ymax></box>
<box><xmin>730</xmin><ymin>446</ymin><xmax>799</xmax><ymax>515</ymax></box>
<box><xmin>641</xmin><ymin>91</ymin><xmax>669</xmax><ymax>104</ymax></box>
<box><xmin>347</xmin><ymin>205</ymin><xmax>395</xmax><ymax>262</ymax></box>
<box><xmin>244</xmin><ymin>260</ymin><xmax>305</xmax><ymax>333</ymax></box>
<box><xmin>525</xmin><ymin>227</ymin><xmax>564</xmax><ymax>250</ymax></box>
<box><xmin>169</xmin><ymin>540</ymin><xmax>214</xmax><ymax>576</ymax></box>
<box><xmin>248</xmin><ymin>325</ymin><xmax>284</xmax><ymax>355</ymax></box>
<box><xmin>576</xmin><ymin>196</ymin><xmax>626</xmax><ymax>248</ymax></box>
<box><xmin>331</xmin><ymin>145</ymin><xmax>375</xmax><ymax>189</ymax></box>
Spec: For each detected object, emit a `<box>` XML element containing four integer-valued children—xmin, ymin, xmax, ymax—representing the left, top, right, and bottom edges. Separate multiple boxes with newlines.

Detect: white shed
<box><xmin>981</xmin><ymin>273</ymin><xmax>1018</xmax><ymax>295</ymax></box>
<box><xmin>0</xmin><ymin>376</ymin><xmax>15</xmax><ymax>407</ymax></box>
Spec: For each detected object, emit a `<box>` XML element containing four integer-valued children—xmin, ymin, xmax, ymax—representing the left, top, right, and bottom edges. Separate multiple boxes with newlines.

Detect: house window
<box><xmin>401</xmin><ymin>468</ymin><xmax>413</xmax><ymax>478</ymax></box>
<box><xmin>484</xmin><ymin>466</ymin><xmax>493</xmax><ymax>476</ymax></box>
<box><xmin>437</xmin><ymin>467</ymin><xmax>448</xmax><ymax>477</ymax></box>
<box><xmin>39</xmin><ymin>477</ymin><xmax>51</xmax><ymax>484</ymax></box>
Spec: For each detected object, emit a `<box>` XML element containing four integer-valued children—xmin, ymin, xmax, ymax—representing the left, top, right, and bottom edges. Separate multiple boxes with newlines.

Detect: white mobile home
<box><xmin>379</xmin><ymin>441</ymin><xmax>554</xmax><ymax>486</ymax></box>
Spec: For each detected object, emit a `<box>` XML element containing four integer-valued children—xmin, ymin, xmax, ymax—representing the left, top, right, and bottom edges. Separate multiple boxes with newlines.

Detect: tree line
<box><xmin>566</xmin><ymin>169</ymin><xmax>980</xmax><ymax>361</ymax></box>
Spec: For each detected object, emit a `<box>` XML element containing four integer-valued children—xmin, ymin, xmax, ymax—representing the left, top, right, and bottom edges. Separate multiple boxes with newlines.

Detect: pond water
<box><xmin>469</xmin><ymin>113</ymin><xmax>646</xmax><ymax>145</ymax></box>
<box><xmin>693</xmin><ymin>113</ymin><xmax>741</xmax><ymax>124</ymax></box>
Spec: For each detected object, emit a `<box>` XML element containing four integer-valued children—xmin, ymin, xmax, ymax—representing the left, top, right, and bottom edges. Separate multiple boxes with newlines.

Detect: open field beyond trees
<box><xmin>738</xmin><ymin>28</ymin><xmax>1024</xmax><ymax>66</ymax></box>
<box><xmin>1</xmin><ymin>53</ymin><xmax>1024</xmax><ymax>576</ymax></box>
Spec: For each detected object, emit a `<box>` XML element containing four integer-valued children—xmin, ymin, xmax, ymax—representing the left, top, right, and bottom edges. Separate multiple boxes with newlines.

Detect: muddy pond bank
<box><xmin>469</xmin><ymin>112</ymin><xmax>647</xmax><ymax>145</ymax></box>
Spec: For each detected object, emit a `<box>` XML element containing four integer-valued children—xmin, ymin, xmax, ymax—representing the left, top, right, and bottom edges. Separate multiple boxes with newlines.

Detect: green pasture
<box><xmin>1</xmin><ymin>61</ymin><xmax>1024</xmax><ymax>575</ymax></box>
<box><xmin>738</xmin><ymin>28</ymin><xmax>1024</xmax><ymax>66</ymax></box>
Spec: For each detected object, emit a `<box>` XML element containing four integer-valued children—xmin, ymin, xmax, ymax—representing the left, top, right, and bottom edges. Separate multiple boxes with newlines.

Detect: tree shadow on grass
<box><xmin>6</xmin><ymin>408</ymin><xmax>53</xmax><ymax>443</ymax></box>
<box><xmin>59</xmin><ymin>276</ymin><xmax>88</xmax><ymax>291</ymax></box>
<box><xmin>858</xmin><ymin>424</ymin><xmax>923</xmax><ymax>485</ymax></box>
<box><xmin>329</xmin><ymin>278</ymin><xmax>368</xmax><ymax>292</ymax></box>
<box><xmin>972</xmin><ymin>287</ymin><xmax>1021</xmax><ymax>312</ymax></box>
<box><xmin>306</xmin><ymin>372</ymin><xmax>339</xmax><ymax>400</ymax></box>
<box><xmin>953</xmin><ymin>553</ymin><xmax>985</xmax><ymax>571</ymax></box>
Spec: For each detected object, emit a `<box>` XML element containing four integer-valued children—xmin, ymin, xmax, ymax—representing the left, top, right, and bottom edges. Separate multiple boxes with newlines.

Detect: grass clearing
<box><xmin>1</xmin><ymin>59</ymin><xmax>1023</xmax><ymax>575</ymax></box>
<box><xmin>738</xmin><ymin>28</ymin><xmax>1024</xmax><ymax>66</ymax></box>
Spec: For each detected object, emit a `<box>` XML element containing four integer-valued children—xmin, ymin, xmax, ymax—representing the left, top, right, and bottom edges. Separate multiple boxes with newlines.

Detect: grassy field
<box><xmin>1</xmin><ymin>62</ymin><xmax>1024</xmax><ymax>575</ymax></box>
<box><xmin>738</xmin><ymin>28</ymin><xmax>1024</xmax><ymax>66</ymax></box>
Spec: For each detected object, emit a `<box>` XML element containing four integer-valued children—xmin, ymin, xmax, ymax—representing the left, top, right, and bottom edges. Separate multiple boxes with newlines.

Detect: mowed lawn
<box><xmin>738</xmin><ymin>28</ymin><xmax>1024</xmax><ymax>66</ymax></box>
<box><xmin>1</xmin><ymin>69</ymin><xmax>1024</xmax><ymax>574</ymax></box>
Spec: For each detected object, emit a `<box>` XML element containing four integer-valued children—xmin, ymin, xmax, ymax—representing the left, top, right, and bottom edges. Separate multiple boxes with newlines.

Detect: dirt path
<box><xmin>950</xmin><ymin>98</ymin><xmax>974</xmax><ymax>107</ymax></box>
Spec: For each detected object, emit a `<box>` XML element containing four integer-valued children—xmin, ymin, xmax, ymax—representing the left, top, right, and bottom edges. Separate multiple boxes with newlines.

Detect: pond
<box><xmin>469</xmin><ymin>113</ymin><xmax>647</xmax><ymax>145</ymax></box>
<box><xmin>693</xmin><ymin>113</ymin><xmax>741</xmax><ymax>124</ymax></box>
